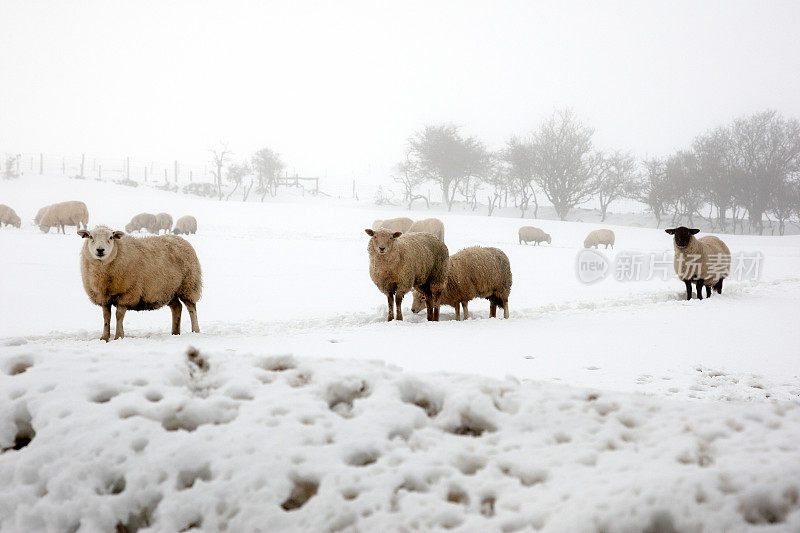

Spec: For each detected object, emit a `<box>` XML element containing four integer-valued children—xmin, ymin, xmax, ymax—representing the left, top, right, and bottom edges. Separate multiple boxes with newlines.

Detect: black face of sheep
<box><xmin>665</xmin><ymin>226</ymin><xmax>699</xmax><ymax>248</ymax></box>
<box><xmin>365</xmin><ymin>229</ymin><xmax>402</xmax><ymax>255</ymax></box>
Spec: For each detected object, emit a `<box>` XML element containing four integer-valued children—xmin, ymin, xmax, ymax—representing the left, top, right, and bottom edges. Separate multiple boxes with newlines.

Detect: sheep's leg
<box><xmin>114</xmin><ymin>306</ymin><xmax>127</xmax><ymax>339</ymax></box>
<box><xmin>705</xmin><ymin>285</ymin><xmax>711</xmax><ymax>298</ymax></box>
<box><xmin>386</xmin><ymin>292</ymin><xmax>395</xmax><ymax>322</ymax></box>
<box><xmin>716</xmin><ymin>279</ymin><xmax>723</xmax><ymax>294</ymax></box>
<box><xmin>490</xmin><ymin>300</ymin><xmax>497</xmax><ymax>318</ymax></box>
<box><xmin>502</xmin><ymin>299</ymin><xmax>509</xmax><ymax>319</ymax></box>
<box><xmin>425</xmin><ymin>294</ymin><xmax>434</xmax><ymax>321</ymax></box>
<box><xmin>395</xmin><ymin>293</ymin><xmax>404</xmax><ymax>321</ymax></box>
<box><xmin>184</xmin><ymin>301</ymin><xmax>200</xmax><ymax>333</ymax></box>
<box><xmin>169</xmin><ymin>298</ymin><xmax>182</xmax><ymax>335</ymax></box>
<box><xmin>462</xmin><ymin>301</ymin><xmax>469</xmax><ymax>320</ymax></box>
<box><xmin>454</xmin><ymin>302</ymin><xmax>461</xmax><ymax>321</ymax></box>
<box><xmin>683</xmin><ymin>280</ymin><xmax>692</xmax><ymax>300</ymax></box>
<box><xmin>695</xmin><ymin>280</ymin><xmax>704</xmax><ymax>301</ymax></box>
<box><xmin>433</xmin><ymin>293</ymin><xmax>441</xmax><ymax>321</ymax></box>
<box><xmin>101</xmin><ymin>305</ymin><xmax>112</xmax><ymax>342</ymax></box>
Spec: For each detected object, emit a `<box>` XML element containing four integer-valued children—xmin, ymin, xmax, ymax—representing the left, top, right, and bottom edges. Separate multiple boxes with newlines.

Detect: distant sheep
<box><xmin>125</xmin><ymin>213</ymin><xmax>157</xmax><ymax>234</ymax></box>
<box><xmin>666</xmin><ymin>226</ymin><xmax>730</xmax><ymax>300</ymax></box>
<box><xmin>584</xmin><ymin>229</ymin><xmax>615</xmax><ymax>249</ymax></box>
<box><xmin>154</xmin><ymin>213</ymin><xmax>173</xmax><ymax>234</ymax></box>
<box><xmin>0</xmin><ymin>204</ymin><xmax>21</xmax><ymax>228</ymax></box>
<box><xmin>519</xmin><ymin>226</ymin><xmax>550</xmax><ymax>245</ymax></box>
<box><xmin>38</xmin><ymin>201</ymin><xmax>89</xmax><ymax>234</ymax></box>
<box><xmin>34</xmin><ymin>206</ymin><xmax>48</xmax><ymax>226</ymax></box>
<box><xmin>408</xmin><ymin>218</ymin><xmax>445</xmax><ymax>242</ymax></box>
<box><xmin>411</xmin><ymin>246</ymin><xmax>511</xmax><ymax>320</ymax></box>
<box><xmin>372</xmin><ymin>217</ymin><xmax>413</xmax><ymax>233</ymax></box>
<box><xmin>78</xmin><ymin>225</ymin><xmax>202</xmax><ymax>341</ymax></box>
<box><xmin>172</xmin><ymin>215</ymin><xmax>198</xmax><ymax>235</ymax></box>
<box><xmin>365</xmin><ymin>228</ymin><xmax>449</xmax><ymax>321</ymax></box>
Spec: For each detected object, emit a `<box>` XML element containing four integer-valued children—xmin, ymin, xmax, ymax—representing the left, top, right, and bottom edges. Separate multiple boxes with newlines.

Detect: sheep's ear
<box><xmin>392</xmin><ymin>232</ymin><xmax>402</xmax><ymax>239</ymax></box>
<box><xmin>664</xmin><ymin>228</ymin><xmax>675</xmax><ymax>235</ymax></box>
<box><xmin>112</xmin><ymin>231</ymin><xmax>124</xmax><ymax>239</ymax></box>
<box><xmin>365</xmin><ymin>229</ymin><xmax>374</xmax><ymax>237</ymax></box>
<box><xmin>78</xmin><ymin>229</ymin><xmax>90</xmax><ymax>238</ymax></box>
<box><xmin>690</xmin><ymin>228</ymin><xmax>700</xmax><ymax>235</ymax></box>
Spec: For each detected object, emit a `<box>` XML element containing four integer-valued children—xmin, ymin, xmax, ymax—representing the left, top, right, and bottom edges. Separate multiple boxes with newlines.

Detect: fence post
<box><xmin>126</xmin><ymin>157</ymin><xmax>130</xmax><ymax>180</ymax></box>
<box><xmin>62</xmin><ymin>157</ymin><xmax>65</xmax><ymax>175</ymax></box>
<box><xmin>80</xmin><ymin>154</ymin><xmax>85</xmax><ymax>178</ymax></box>
<box><xmin>39</xmin><ymin>153</ymin><xmax>43</xmax><ymax>175</ymax></box>
<box><xmin>163</xmin><ymin>169</ymin><xmax>167</xmax><ymax>182</ymax></box>
<box><xmin>99</xmin><ymin>165</ymin><xmax>102</xmax><ymax>179</ymax></box>
<box><xmin>144</xmin><ymin>167</ymin><xmax>148</xmax><ymax>182</ymax></box>
<box><xmin>30</xmin><ymin>156</ymin><xmax>34</xmax><ymax>171</ymax></box>
<box><xmin>174</xmin><ymin>160</ymin><xmax>178</xmax><ymax>183</ymax></box>
<box><xmin>189</xmin><ymin>170</ymin><xmax>193</xmax><ymax>182</ymax></box>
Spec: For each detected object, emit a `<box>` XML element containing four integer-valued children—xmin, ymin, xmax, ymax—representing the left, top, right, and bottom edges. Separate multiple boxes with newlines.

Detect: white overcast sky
<box><xmin>1</xmin><ymin>0</ymin><xmax>798</xmax><ymax>179</ymax></box>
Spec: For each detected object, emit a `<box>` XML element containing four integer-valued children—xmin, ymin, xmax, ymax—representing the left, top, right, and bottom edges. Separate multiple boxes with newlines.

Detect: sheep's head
<box><xmin>10</xmin><ymin>214</ymin><xmax>21</xmax><ymax>228</ymax></box>
<box><xmin>411</xmin><ymin>289</ymin><xmax>426</xmax><ymax>314</ymax></box>
<box><xmin>365</xmin><ymin>228</ymin><xmax>402</xmax><ymax>256</ymax></box>
<box><xmin>79</xmin><ymin>226</ymin><xmax>124</xmax><ymax>261</ymax></box>
<box><xmin>546</xmin><ymin>234</ymin><xmax>552</xmax><ymax>244</ymax></box>
<box><xmin>665</xmin><ymin>226</ymin><xmax>699</xmax><ymax>248</ymax></box>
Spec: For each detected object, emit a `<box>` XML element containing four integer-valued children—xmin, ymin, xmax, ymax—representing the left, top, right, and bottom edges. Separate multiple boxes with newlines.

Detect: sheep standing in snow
<box><xmin>0</xmin><ymin>204</ymin><xmax>21</xmax><ymax>228</ymax></box>
<box><xmin>408</xmin><ymin>217</ymin><xmax>445</xmax><ymax>242</ymax></box>
<box><xmin>125</xmin><ymin>213</ymin><xmax>157</xmax><ymax>234</ymax></box>
<box><xmin>411</xmin><ymin>246</ymin><xmax>512</xmax><ymax>320</ymax></box>
<box><xmin>154</xmin><ymin>213</ymin><xmax>173</xmax><ymax>234</ymax></box>
<box><xmin>172</xmin><ymin>215</ymin><xmax>198</xmax><ymax>235</ymax></box>
<box><xmin>365</xmin><ymin>228</ymin><xmax>449</xmax><ymax>321</ymax></box>
<box><xmin>583</xmin><ymin>229</ymin><xmax>615</xmax><ymax>249</ymax></box>
<box><xmin>666</xmin><ymin>226</ymin><xmax>730</xmax><ymax>300</ymax></box>
<box><xmin>34</xmin><ymin>206</ymin><xmax>48</xmax><ymax>226</ymax></box>
<box><xmin>518</xmin><ymin>226</ymin><xmax>550</xmax><ymax>245</ymax></box>
<box><xmin>372</xmin><ymin>217</ymin><xmax>413</xmax><ymax>233</ymax></box>
<box><xmin>78</xmin><ymin>225</ymin><xmax>202</xmax><ymax>341</ymax></box>
<box><xmin>38</xmin><ymin>201</ymin><xmax>89</xmax><ymax>234</ymax></box>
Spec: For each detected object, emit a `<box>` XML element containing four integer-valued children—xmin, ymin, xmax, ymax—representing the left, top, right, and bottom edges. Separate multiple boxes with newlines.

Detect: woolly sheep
<box><xmin>665</xmin><ymin>226</ymin><xmax>731</xmax><ymax>300</ymax></box>
<box><xmin>38</xmin><ymin>201</ymin><xmax>89</xmax><ymax>234</ymax></box>
<box><xmin>34</xmin><ymin>206</ymin><xmax>48</xmax><ymax>226</ymax></box>
<box><xmin>154</xmin><ymin>213</ymin><xmax>173</xmax><ymax>234</ymax></box>
<box><xmin>78</xmin><ymin>225</ymin><xmax>202</xmax><ymax>341</ymax></box>
<box><xmin>365</xmin><ymin>228</ymin><xmax>449</xmax><ymax>321</ymax></box>
<box><xmin>371</xmin><ymin>217</ymin><xmax>413</xmax><ymax>233</ymax></box>
<box><xmin>408</xmin><ymin>217</ymin><xmax>445</xmax><ymax>242</ymax></box>
<box><xmin>518</xmin><ymin>226</ymin><xmax>550</xmax><ymax>245</ymax></box>
<box><xmin>583</xmin><ymin>229</ymin><xmax>615</xmax><ymax>249</ymax></box>
<box><xmin>0</xmin><ymin>204</ymin><xmax>21</xmax><ymax>228</ymax></box>
<box><xmin>172</xmin><ymin>215</ymin><xmax>198</xmax><ymax>235</ymax></box>
<box><xmin>125</xmin><ymin>213</ymin><xmax>157</xmax><ymax>234</ymax></box>
<box><xmin>411</xmin><ymin>246</ymin><xmax>512</xmax><ymax>320</ymax></box>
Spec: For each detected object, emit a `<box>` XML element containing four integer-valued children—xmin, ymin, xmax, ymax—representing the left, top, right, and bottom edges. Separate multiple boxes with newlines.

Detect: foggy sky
<box><xmin>1</xmin><ymin>0</ymin><xmax>799</xmax><ymax>180</ymax></box>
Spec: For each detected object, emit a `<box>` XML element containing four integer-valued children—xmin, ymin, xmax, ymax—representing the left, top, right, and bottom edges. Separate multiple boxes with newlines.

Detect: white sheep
<box><xmin>371</xmin><ymin>217</ymin><xmax>413</xmax><ymax>233</ymax></box>
<box><xmin>584</xmin><ymin>229</ymin><xmax>615</xmax><ymax>249</ymax></box>
<box><xmin>518</xmin><ymin>226</ymin><xmax>550</xmax><ymax>245</ymax></box>
<box><xmin>408</xmin><ymin>218</ymin><xmax>445</xmax><ymax>242</ymax></box>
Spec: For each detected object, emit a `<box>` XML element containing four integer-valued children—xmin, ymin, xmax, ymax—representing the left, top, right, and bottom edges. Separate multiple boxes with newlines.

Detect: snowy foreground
<box><xmin>1</xmin><ymin>176</ymin><xmax>800</xmax><ymax>532</ymax></box>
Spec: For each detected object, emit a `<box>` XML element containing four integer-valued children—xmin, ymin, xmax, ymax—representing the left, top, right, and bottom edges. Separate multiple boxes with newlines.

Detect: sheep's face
<box><xmin>365</xmin><ymin>228</ymin><xmax>402</xmax><ymax>256</ymax></box>
<box><xmin>411</xmin><ymin>289</ymin><xmax>426</xmax><ymax>314</ymax></box>
<box><xmin>546</xmin><ymin>235</ymin><xmax>551</xmax><ymax>244</ymax></box>
<box><xmin>665</xmin><ymin>227</ymin><xmax>699</xmax><ymax>248</ymax></box>
<box><xmin>10</xmin><ymin>215</ymin><xmax>21</xmax><ymax>228</ymax></box>
<box><xmin>79</xmin><ymin>226</ymin><xmax>124</xmax><ymax>261</ymax></box>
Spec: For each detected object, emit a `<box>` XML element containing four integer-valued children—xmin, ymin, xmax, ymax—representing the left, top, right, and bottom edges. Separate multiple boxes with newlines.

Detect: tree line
<box><xmin>394</xmin><ymin>109</ymin><xmax>800</xmax><ymax>235</ymax></box>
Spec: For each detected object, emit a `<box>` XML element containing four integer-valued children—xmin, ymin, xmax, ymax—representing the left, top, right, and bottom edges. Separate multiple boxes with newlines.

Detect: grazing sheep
<box><xmin>518</xmin><ymin>226</ymin><xmax>550</xmax><ymax>245</ymax></box>
<box><xmin>154</xmin><ymin>213</ymin><xmax>173</xmax><ymax>234</ymax></box>
<box><xmin>371</xmin><ymin>217</ymin><xmax>413</xmax><ymax>233</ymax></box>
<box><xmin>665</xmin><ymin>226</ymin><xmax>731</xmax><ymax>300</ymax></box>
<box><xmin>78</xmin><ymin>225</ymin><xmax>202</xmax><ymax>341</ymax></box>
<box><xmin>38</xmin><ymin>201</ymin><xmax>89</xmax><ymax>234</ymax></box>
<box><xmin>584</xmin><ymin>229</ymin><xmax>615</xmax><ymax>249</ymax></box>
<box><xmin>172</xmin><ymin>215</ymin><xmax>198</xmax><ymax>235</ymax></box>
<box><xmin>0</xmin><ymin>204</ymin><xmax>21</xmax><ymax>228</ymax></box>
<box><xmin>408</xmin><ymin>217</ymin><xmax>445</xmax><ymax>242</ymax></box>
<box><xmin>411</xmin><ymin>246</ymin><xmax>512</xmax><ymax>320</ymax></box>
<box><xmin>365</xmin><ymin>228</ymin><xmax>449</xmax><ymax>321</ymax></box>
<box><xmin>34</xmin><ymin>206</ymin><xmax>48</xmax><ymax>226</ymax></box>
<box><xmin>125</xmin><ymin>213</ymin><xmax>157</xmax><ymax>234</ymax></box>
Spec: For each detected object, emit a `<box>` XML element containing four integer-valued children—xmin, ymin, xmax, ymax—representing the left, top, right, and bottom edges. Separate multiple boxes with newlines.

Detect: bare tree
<box><xmin>531</xmin><ymin>109</ymin><xmax>598</xmax><ymax>220</ymax></box>
<box><xmin>393</xmin><ymin>149</ymin><xmax>429</xmax><ymax>209</ymax></box>
<box><xmin>665</xmin><ymin>150</ymin><xmax>703</xmax><ymax>226</ymax></box>
<box><xmin>251</xmin><ymin>147</ymin><xmax>285</xmax><ymax>201</ymax></box>
<box><xmin>208</xmin><ymin>143</ymin><xmax>232</xmax><ymax>201</ymax></box>
<box><xmin>503</xmin><ymin>137</ymin><xmax>538</xmax><ymax>218</ymax></box>
<box><xmin>629</xmin><ymin>158</ymin><xmax>669</xmax><ymax>228</ymax></box>
<box><xmin>595</xmin><ymin>151</ymin><xmax>637</xmax><ymax>222</ymax></box>
<box><xmin>771</xmin><ymin>178</ymin><xmax>800</xmax><ymax>235</ymax></box>
<box><xmin>481</xmin><ymin>154</ymin><xmax>508</xmax><ymax>216</ymax></box>
<box><xmin>226</xmin><ymin>162</ymin><xmax>251</xmax><ymax>201</ymax></box>
<box><xmin>693</xmin><ymin>127</ymin><xmax>738</xmax><ymax>231</ymax></box>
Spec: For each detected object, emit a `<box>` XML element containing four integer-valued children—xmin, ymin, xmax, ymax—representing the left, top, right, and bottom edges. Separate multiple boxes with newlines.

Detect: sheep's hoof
<box><xmin>100</xmin><ymin>336</ymin><xmax>110</xmax><ymax>342</ymax></box>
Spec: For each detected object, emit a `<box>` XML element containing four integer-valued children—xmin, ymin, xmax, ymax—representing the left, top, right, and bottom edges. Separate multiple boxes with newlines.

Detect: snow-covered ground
<box><xmin>1</xmin><ymin>175</ymin><xmax>799</xmax><ymax>531</ymax></box>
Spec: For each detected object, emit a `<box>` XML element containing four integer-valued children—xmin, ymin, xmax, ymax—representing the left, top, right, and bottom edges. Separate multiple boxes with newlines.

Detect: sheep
<box><xmin>408</xmin><ymin>217</ymin><xmax>445</xmax><ymax>242</ymax></box>
<box><xmin>411</xmin><ymin>246</ymin><xmax>512</xmax><ymax>320</ymax></box>
<box><xmin>665</xmin><ymin>226</ymin><xmax>731</xmax><ymax>300</ymax></box>
<box><xmin>0</xmin><ymin>204</ymin><xmax>21</xmax><ymax>228</ymax></box>
<box><xmin>125</xmin><ymin>213</ymin><xmax>157</xmax><ymax>234</ymax></box>
<box><xmin>584</xmin><ymin>229</ymin><xmax>615</xmax><ymax>249</ymax></box>
<box><xmin>154</xmin><ymin>212</ymin><xmax>173</xmax><ymax>234</ymax></box>
<box><xmin>172</xmin><ymin>215</ymin><xmax>198</xmax><ymax>235</ymax></box>
<box><xmin>34</xmin><ymin>206</ymin><xmax>48</xmax><ymax>226</ymax></box>
<box><xmin>77</xmin><ymin>225</ymin><xmax>202</xmax><ymax>341</ymax></box>
<box><xmin>518</xmin><ymin>226</ymin><xmax>550</xmax><ymax>245</ymax></box>
<box><xmin>365</xmin><ymin>228</ymin><xmax>449</xmax><ymax>322</ymax></box>
<box><xmin>38</xmin><ymin>201</ymin><xmax>89</xmax><ymax>234</ymax></box>
<box><xmin>371</xmin><ymin>217</ymin><xmax>413</xmax><ymax>233</ymax></box>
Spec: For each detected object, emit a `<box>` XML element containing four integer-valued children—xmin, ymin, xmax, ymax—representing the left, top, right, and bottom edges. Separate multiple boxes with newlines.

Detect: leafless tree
<box><xmin>503</xmin><ymin>137</ymin><xmax>538</xmax><ymax>218</ymax></box>
<box><xmin>208</xmin><ymin>143</ymin><xmax>232</xmax><ymax>200</ymax></box>
<box><xmin>226</xmin><ymin>162</ymin><xmax>251</xmax><ymax>201</ymax></box>
<box><xmin>628</xmin><ymin>158</ymin><xmax>669</xmax><ymax>228</ymax></box>
<box><xmin>393</xmin><ymin>149</ymin><xmax>429</xmax><ymax>209</ymax></box>
<box><xmin>251</xmin><ymin>147</ymin><xmax>285</xmax><ymax>201</ymax></box>
<box><xmin>595</xmin><ymin>151</ymin><xmax>637</xmax><ymax>222</ymax></box>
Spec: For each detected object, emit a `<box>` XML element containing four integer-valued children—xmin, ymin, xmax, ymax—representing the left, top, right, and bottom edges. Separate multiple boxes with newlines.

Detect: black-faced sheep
<box><xmin>78</xmin><ymin>225</ymin><xmax>202</xmax><ymax>341</ymax></box>
<box><xmin>584</xmin><ymin>229</ymin><xmax>615</xmax><ymax>249</ymax></box>
<box><xmin>372</xmin><ymin>217</ymin><xmax>413</xmax><ymax>233</ymax></box>
<box><xmin>665</xmin><ymin>226</ymin><xmax>731</xmax><ymax>300</ymax></box>
<box><xmin>125</xmin><ymin>213</ymin><xmax>157</xmax><ymax>234</ymax></box>
<box><xmin>38</xmin><ymin>201</ymin><xmax>89</xmax><ymax>234</ymax></box>
<box><xmin>154</xmin><ymin>213</ymin><xmax>173</xmax><ymax>234</ymax></box>
<box><xmin>172</xmin><ymin>215</ymin><xmax>198</xmax><ymax>235</ymax></box>
<box><xmin>408</xmin><ymin>218</ymin><xmax>445</xmax><ymax>242</ymax></box>
<box><xmin>519</xmin><ymin>226</ymin><xmax>550</xmax><ymax>245</ymax></box>
<box><xmin>411</xmin><ymin>246</ymin><xmax>512</xmax><ymax>320</ymax></box>
<box><xmin>365</xmin><ymin>228</ymin><xmax>449</xmax><ymax>321</ymax></box>
<box><xmin>0</xmin><ymin>204</ymin><xmax>21</xmax><ymax>228</ymax></box>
